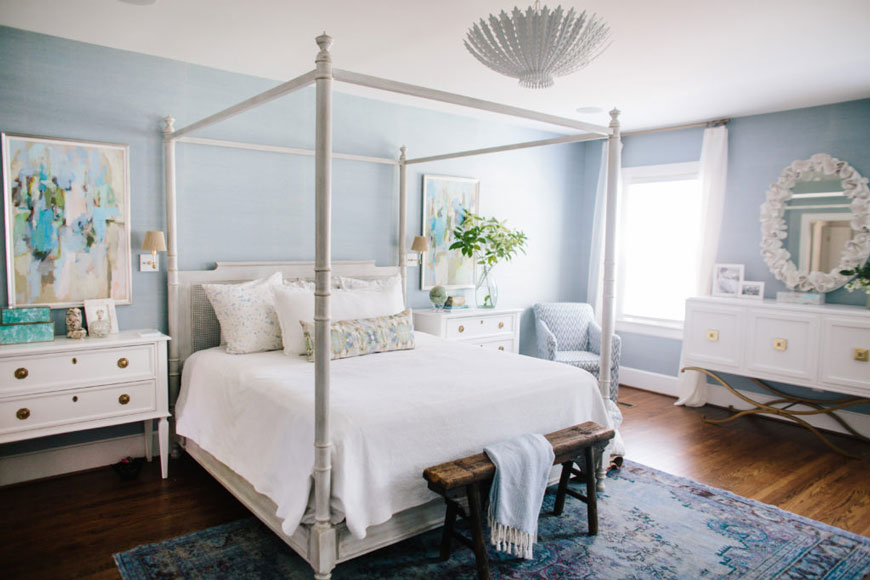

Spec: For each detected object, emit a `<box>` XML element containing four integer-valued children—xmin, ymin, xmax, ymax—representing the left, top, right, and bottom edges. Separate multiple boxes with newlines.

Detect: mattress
<box><xmin>175</xmin><ymin>332</ymin><xmax>612</xmax><ymax>539</ymax></box>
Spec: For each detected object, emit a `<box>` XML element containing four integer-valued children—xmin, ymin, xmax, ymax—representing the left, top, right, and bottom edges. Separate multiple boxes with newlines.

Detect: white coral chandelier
<box><xmin>464</xmin><ymin>1</ymin><xmax>611</xmax><ymax>89</ymax></box>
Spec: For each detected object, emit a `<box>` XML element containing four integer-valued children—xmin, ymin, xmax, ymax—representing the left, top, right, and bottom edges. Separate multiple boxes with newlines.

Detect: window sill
<box><xmin>616</xmin><ymin>318</ymin><xmax>684</xmax><ymax>340</ymax></box>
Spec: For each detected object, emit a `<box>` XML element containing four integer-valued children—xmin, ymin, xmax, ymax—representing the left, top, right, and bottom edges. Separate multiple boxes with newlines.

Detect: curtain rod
<box><xmin>623</xmin><ymin>118</ymin><xmax>729</xmax><ymax>138</ymax></box>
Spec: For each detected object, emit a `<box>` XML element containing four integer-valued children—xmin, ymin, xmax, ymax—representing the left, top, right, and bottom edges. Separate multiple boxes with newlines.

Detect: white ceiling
<box><xmin>1</xmin><ymin>0</ymin><xmax>869</xmax><ymax>132</ymax></box>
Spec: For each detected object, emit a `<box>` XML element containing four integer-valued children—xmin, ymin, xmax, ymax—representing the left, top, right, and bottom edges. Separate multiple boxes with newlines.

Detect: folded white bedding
<box><xmin>175</xmin><ymin>332</ymin><xmax>612</xmax><ymax>539</ymax></box>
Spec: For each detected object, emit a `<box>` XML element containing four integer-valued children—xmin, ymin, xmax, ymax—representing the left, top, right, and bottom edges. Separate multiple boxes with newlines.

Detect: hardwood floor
<box><xmin>0</xmin><ymin>385</ymin><xmax>868</xmax><ymax>579</ymax></box>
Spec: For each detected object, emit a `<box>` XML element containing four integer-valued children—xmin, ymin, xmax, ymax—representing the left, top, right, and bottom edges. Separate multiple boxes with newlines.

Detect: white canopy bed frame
<box><xmin>163</xmin><ymin>34</ymin><xmax>622</xmax><ymax>579</ymax></box>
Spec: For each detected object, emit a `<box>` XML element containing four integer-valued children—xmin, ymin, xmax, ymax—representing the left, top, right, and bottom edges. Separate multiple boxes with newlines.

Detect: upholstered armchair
<box><xmin>533</xmin><ymin>302</ymin><xmax>621</xmax><ymax>406</ymax></box>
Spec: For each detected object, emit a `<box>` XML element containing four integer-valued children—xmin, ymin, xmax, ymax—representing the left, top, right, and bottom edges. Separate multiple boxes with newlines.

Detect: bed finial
<box><xmin>609</xmin><ymin>108</ymin><xmax>621</xmax><ymax>127</ymax></box>
<box><xmin>316</xmin><ymin>33</ymin><xmax>333</xmax><ymax>62</ymax></box>
<box><xmin>163</xmin><ymin>116</ymin><xmax>175</xmax><ymax>136</ymax></box>
<box><xmin>399</xmin><ymin>145</ymin><xmax>407</xmax><ymax>162</ymax></box>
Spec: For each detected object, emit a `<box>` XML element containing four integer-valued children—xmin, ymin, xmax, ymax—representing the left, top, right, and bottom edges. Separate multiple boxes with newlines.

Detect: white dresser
<box><xmin>0</xmin><ymin>330</ymin><xmax>171</xmax><ymax>478</ymax></box>
<box><xmin>413</xmin><ymin>308</ymin><xmax>521</xmax><ymax>353</ymax></box>
<box><xmin>682</xmin><ymin>297</ymin><xmax>869</xmax><ymax>397</ymax></box>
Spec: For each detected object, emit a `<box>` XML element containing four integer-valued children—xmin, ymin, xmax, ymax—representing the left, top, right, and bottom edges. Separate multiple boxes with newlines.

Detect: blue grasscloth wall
<box><xmin>0</xmin><ymin>26</ymin><xmax>587</xmax><ymax>454</ymax></box>
<box><xmin>599</xmin><ymin>100</ymin><xmax>870</xmax><ymax>402</ymax></box>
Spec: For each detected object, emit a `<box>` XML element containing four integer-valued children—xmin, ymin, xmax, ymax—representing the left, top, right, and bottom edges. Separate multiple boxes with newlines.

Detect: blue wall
<box><xmin>600</xmin><ymin>100</ymin><xmax>870</xmax><ymax>386</ymax></box>
<box><xmin>0</xmin><ymin>26</ymin><xmax>587</xmax><ymax>455</ymax></box>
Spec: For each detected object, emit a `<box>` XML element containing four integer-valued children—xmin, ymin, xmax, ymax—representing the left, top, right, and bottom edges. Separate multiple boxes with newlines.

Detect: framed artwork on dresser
<box><xmin>420</xmin><ymin>174</ymin><xmax>479</xmax><ymax>290</ymax></box>
<box><xmin>712</xmin><ymin>263</ymin><xmax>743</xmax><ymax>297</ymax></box>
<box><xmin>2</xmin><ymin>133</ymin><xmax>132</xmax><ymax>307</ymax></box>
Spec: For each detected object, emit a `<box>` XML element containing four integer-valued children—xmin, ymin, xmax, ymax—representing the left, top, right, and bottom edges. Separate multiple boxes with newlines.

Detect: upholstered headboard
<box><xmin>171</xmin><ymin>260</ymin><xmax>401</xmax><ymax>394</ymax></box>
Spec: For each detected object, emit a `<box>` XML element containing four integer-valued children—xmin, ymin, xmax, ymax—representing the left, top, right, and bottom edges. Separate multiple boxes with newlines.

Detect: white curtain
<box><xmin>587</xmin><ymin>142</ymin><xmax>610</xmax><ymax>323</ymax></box>
<box><xmin>675</xmin><ymin>125</ymin><xmax>729</xmax><ymax>406</ymax></box>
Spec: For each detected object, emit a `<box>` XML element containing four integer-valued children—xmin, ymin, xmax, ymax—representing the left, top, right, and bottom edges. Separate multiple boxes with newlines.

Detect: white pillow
<box><xmin>203</xmin><ymin>272</ymin><xmax>283</xmax><ymax>354</ymax></box>
<box><xmin>273</xmin><ymin>278</ymin><xmax>406</xmax><ymax>355</ymax></box>
<box><xmin>338</xmin><ymin>274</ymin><xmax>401</xmax><ymax>290</ymax></box>
<box><xmin>272</xmin><ymin>286</ymin><xmax>315</xmax><ymax>356</ymax></box>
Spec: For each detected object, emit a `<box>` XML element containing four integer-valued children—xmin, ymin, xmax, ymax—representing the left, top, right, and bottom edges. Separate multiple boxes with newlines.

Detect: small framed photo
<box><xmin>712</xmin><ymin>264</ymin><xmax>744</xmax><ymax>297</ymax></box>
<box><xmin>84</xmin><ymin>298</ymin><xmax>119</xmax><ymax>333</ymax></box>
<box><xmin>739</xmin><ymin>281</ymin><xmax>765</xmax><ymax>300</ymax></box>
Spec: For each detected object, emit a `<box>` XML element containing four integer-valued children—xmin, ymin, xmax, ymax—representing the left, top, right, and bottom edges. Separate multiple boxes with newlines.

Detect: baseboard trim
<box><xmin>620</xmin><ymin>366</ymin><xmax>870</xmax><ymax>439</ymax></box>
<box><xmin>620</xmin><ymin>367</ymin><xmax>682</xmax><ymax>398</ymax></box>
<box><xmin>0</xmin><ymin>433</ymin><xmax>157</xmax><ymax>487</ymax></box>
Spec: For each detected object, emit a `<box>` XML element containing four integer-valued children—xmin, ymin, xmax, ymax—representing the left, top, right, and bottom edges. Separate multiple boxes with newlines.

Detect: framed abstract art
<box><xmin>2</xmin><ymin>133</ymin><xmax>132</xmax><ymax>307</ymax></box>
<box><xmin>420</xmin><ymin>174</ymin><xmax>479</xmax><ymax>290</ymax></box>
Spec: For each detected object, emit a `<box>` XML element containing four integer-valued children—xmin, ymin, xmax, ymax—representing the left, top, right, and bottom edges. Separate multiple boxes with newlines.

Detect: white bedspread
<box><xmin>175</xmin><ymin>332</ymin><xmax>612</xmax><ymax>539</ymax></box>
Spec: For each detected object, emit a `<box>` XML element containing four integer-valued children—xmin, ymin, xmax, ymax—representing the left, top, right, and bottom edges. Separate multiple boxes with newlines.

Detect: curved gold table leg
<box><xmin>680</xmin><ymin>367</ymin><xmax>866</xmax><ymax>459</ymax></box>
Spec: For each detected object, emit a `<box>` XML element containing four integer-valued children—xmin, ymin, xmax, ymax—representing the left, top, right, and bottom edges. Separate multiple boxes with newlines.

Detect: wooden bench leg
<box><xmin>584</xmin><ymin>446</ymin><xmax>599</xmax><ymax>535</ymax></box>
<box><xmin>440</xmin><ymin>500</ymin><xmax>458</xmax><ymax>561</ymax></box>
<box><xmin>553</xmin><ymin>460</ymin><xmax>573</xmax><ymax>516</ymax></box>
<box><xmin>466</xmin><ymin>482</ymin><xmax>490</xmax><ymax>580</ymax></box>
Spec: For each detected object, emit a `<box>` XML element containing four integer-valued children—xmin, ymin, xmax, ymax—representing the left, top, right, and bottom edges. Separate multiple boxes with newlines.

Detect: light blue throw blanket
<box><xmin>484</xmin><ymin>433</ymin><xmax>555</xmax><ymax>559</ymax></box>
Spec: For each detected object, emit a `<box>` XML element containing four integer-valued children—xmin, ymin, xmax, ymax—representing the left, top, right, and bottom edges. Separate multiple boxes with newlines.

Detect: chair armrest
<box><xmin>588</xmin><ymin>321</ymin><xmax>620</xmax><ymax>354</ymax></box>
<box><xmin>535</xmin><ymin>319</ymin><xmax>558</xmax><ymax>361</ymax></box>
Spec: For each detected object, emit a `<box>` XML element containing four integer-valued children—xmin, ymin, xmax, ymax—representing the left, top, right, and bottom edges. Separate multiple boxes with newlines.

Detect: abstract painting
<box><xmin>3</xmin><ymin>134</ymin><xmax>131</xmax><ymax>307</ymax></box>
<box><xmin>421</xmin><ymin>174</ymin><xmax>479</xmax><ymax>290</ymax></box>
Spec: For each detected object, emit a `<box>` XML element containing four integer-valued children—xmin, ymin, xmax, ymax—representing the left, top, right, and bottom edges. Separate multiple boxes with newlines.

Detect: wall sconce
<box><xmin>410</xmin><ymin>235</ymin><xmax>429</xmax><ymax>266</ymax></box>
<box><xmin>140</xmin><ymin>230</ymin><xmax>167</xmax><ymax>272</ymax></box>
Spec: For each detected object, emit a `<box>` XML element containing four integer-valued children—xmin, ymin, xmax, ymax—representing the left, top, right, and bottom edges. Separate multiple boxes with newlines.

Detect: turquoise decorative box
<box><xmin>1</xmin><ymin>307</ymin><xmax>51</xmax><ymax>325</ymax></box>
<box><xmin>0</xmin><ymin>322</ymin><xmax>54</xmax><ymax>345</ymax></box>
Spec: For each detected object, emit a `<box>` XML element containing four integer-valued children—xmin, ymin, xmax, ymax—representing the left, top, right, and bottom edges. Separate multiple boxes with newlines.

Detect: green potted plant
<box><xmin>450</xmin><ymin>212</ymin><xmax>527</xmax><ymax>308</ymax></box>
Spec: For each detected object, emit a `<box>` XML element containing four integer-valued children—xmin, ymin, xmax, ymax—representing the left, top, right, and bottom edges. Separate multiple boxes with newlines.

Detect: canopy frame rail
<box><xmin>176</xmin><ymin>136</ymin><xmax>399</xmax><ymax>165</ymax></box>
<box><xmin>169</xmin><ymin>69</ymin><xmax>318</xmax><ymax>140</ymax></box>
<box><xmin>333</xmin><ymin>69</ymin><xmax>610</xmax><ymax>135</ymax></box>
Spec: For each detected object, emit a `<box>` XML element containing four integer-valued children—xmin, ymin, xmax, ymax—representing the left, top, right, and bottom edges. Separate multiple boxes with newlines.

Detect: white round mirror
<box><xmin>760</xmin><ymin>154</ymin><xmax>870</xmax><ymax>292</ymax></box>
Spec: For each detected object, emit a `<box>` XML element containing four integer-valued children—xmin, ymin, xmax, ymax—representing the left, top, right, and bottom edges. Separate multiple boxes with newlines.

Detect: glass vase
<box><xmin>475</xmin><ymin>265</ymin><xmax>498</xmax><ymax>309</ymax></box>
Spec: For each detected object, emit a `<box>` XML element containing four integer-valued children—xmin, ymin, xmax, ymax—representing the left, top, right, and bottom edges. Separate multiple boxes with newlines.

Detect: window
<box><xmin>616</xmin><ymin>162</ymin><xmax>701</xmax><ymax>338</ymax></box>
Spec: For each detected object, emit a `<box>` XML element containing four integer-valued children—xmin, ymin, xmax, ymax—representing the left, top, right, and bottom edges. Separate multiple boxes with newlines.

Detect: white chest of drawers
<box><xmin>0</xmin><ymin>330</ymin><xmax>171</xmax><ymax>478</ymax></box>
<box><xmin>682</xmin><ymin>297</ymin><xmax>869</xmax><ymax>397</ymax></box>
<box><xmin>413</xmin><ymin>308</ymin><xmax>521</xmax><ymax>353</ymax></box>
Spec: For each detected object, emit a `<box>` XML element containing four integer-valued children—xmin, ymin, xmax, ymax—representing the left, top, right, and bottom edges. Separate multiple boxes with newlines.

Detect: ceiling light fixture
<box><xmin>464</xmin><ymin>1</ymin><xmax>611</xmax><ymax>89</ymax></box>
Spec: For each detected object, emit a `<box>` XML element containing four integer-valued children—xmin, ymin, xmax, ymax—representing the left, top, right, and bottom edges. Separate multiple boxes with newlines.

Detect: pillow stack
<box><xmin>203</xmin><ymin>273</ymin><xmax>409</xmax><ymax>359</ymax></box>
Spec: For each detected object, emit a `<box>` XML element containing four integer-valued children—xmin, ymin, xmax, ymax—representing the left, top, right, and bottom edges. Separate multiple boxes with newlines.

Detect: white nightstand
<box><xmin>0</xmin><ymin>330</ymin><xmax>171</xmax><ymax>478</ymax></box>
<box><xmin>413</xmin><ymin>308</ymin><xmax>521</xmax><ymax>353</ymax></box>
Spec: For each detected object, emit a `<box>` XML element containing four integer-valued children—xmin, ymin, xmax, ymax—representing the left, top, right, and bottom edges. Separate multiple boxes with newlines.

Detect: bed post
<box><xmin>311</xmin><ymin>33</ymin><xmax>337</xmax><ymax>580</ymax></box>
<box><xmin>398</xmin><ymin>146</ymin><xmax>408</xmax><ymax>306</ymax></box>
<box><xmin>163</xmin><ymin>117</ymin><xmax>180</xmax><ymax>406</ymax></box>
<box><xmin>598</xmin><ymin>108</ymin><xmax>621</xmax><ymax>486</ymax></box>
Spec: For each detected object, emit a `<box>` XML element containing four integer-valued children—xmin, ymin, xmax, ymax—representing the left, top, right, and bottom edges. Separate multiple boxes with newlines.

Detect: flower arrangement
<box><xmin>450</xmin><ymin>212</ymin><xmax>528</xmax><ymax>267</ymax></box>
<box><xmin>450</xmin><ymin>212</ymin><xmax>527</xmax><ymax>308</ymax></box>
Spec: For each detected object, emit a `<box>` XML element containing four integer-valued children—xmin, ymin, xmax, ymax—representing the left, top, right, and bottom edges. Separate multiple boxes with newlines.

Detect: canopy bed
<box><xmin>164</xmin><ymin>34</ymin><xmax>622</xmax><ymax>579</ymax></box>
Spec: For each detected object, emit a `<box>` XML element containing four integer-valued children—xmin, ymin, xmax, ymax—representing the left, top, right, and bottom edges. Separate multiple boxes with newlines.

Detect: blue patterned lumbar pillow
<box><xmin>300</xmin><ymin>309</ymin><xmax>415</xmax><ymax>361</ymax></box>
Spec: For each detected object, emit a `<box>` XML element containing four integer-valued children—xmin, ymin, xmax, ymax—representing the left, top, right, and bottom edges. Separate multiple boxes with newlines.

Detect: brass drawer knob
<box><xmin>458</xmin><ymin>325</ymin><xmax>464</xmax><ymax>333</ymax></box>
<box><xmin>72</xmin><ymin>357</ymin><xmax>77</xmax><ymax>364</ymax></box>
<box><xmin>117</xmin><ymin>357</ymin><xmax>129</xmax><ymax>369</ymax></box>
<box><xmin>14</xmin><ymin>367</ymin><xmax>28</xmax><ymax>380</ymax></box>
<box><xmin>498</xmin><ymin>321</ymin><xmax>504</xmax><ymax>329</ymax></box>
<box><xmin>498</xmin><ymin>346</ymin><xmax>505</xmax><ymax>351</ymax></box>
<box><xmin>706</xmin><ymin>330</ymin><xmax>719</xmax><ymax>342</ymax></box>
<box><xmin>118</xmin><ymin>394</ymin><xmax>130</xmax><ymax>405</ymax></box>
<box><xmin>773</xmin><ymin>338</ymin><xmax>788</xmax><ymax>351</ymax></box>
<box><xmin>16</xmin><ymin>408</ymin><xmax>30</xmax><ymax>420</ymax></box>
<box><xmin>855</xmin><ymin>348</ymin><xmax>869</xmax><ymax>362</ymax></box>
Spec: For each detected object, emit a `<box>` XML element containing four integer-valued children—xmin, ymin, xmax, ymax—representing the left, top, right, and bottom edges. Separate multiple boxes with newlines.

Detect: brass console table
<box><xmin>681</xmin><ymin>367</ymin><xmax>870</xmax><ymax>458</ymax></box>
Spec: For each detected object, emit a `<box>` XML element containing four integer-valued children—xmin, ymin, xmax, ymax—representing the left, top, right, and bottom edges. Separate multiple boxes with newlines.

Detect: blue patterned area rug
<box><xmin>115</xmin><ymin>461</ymin><xmax>870</xmax><ymax>579</ymax></box>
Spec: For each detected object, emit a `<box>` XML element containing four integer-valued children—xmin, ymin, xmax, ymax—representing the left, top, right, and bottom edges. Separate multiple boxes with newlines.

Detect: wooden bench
<box><xmin>422</xmin><ymin>421</ymin><xmax>615</xmax><ymax>580</ymax></box>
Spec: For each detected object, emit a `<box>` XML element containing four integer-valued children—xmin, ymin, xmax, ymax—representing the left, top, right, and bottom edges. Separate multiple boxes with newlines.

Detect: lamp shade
<box><xmin>142</xmin><ymin>231</ymin><xmax>167</xmax><ymax>253</ymax></box>
<box><xmin>411</xmin><ymin>235</ymin><xmax>429</xmax><ymax>252</ymax></box>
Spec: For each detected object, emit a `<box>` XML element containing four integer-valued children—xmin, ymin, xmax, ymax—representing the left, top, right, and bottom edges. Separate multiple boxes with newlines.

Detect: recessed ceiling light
<box><xmin>576</xmin><ymin>106</ymin><xmax>604</xmax><ymax>114</ymax></box>
<box><xmin>118</xmin><ymin>0</ymin><xmax>158</xmax><ymax>5</ymax></box>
